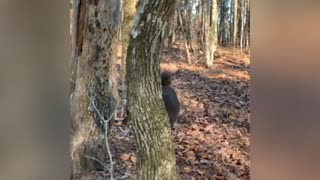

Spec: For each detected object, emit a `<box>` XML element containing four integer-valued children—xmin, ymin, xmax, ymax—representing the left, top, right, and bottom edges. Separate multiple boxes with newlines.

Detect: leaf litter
<box><xmin>78</xmin><ymin>45</ymin><xmax>250</xmax><ymax>180</ymax></box>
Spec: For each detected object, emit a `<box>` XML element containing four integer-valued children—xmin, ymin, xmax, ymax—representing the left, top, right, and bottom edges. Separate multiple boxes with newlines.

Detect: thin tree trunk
<box><xmin>221</xmin><ymin>0</ymin><xmax>226</xmax><ymax>46</ymax></box>
<box><xmin>200</xmin><ymin>0</ymin><xmax>204</xmax><ymax>46</ymax></box>
<box><xmin>178</xmin><ymin>8</ymin><xmax>192</xmax><ymax>65</ymax></box>
<box><xmin>70</xmin><ymin>0</ymin><xmax>79</xmax><ymax>92</ymax></box>
<box><xmin>203</xmin><ymin>0</ymin><xmax>209</xmax><ymax>64</ymax></box>
<box><xmin>246</xmin><ymin>0</ymin><xmax>250</xmax><ymax>51</ymax></box>
<box><xmin>121</xmin><ymin>0</ymin><xmax>138</xmax><ymax>114</ymax></box>
<box><xmin>184</xmin><ymin>38</ymin><xmax>192</xmax><ymax>65</ymax></box>
<box><xmin>240</xmin><ymin>0</ymin><xmax>244</xmax><ymax>53</ymax></box>
<box><xmin>126</xmin><ymin>0</ymin><xmax>177</xmax><ymax>179</ymax></box>
<box><xmin>168</xmin><ymin>9</ymin><xmax>176</xmax><ymax>48</ymax></box>
<box><xmin>203</xmin><ymin>0</ymin><xmax>218</xmax><ymax>67</ymax></box>
<box><xmin>122</xmin><ymin>0</ymin><xmax>138</xmax><ymax>73</ymax></box>
<box><xmin>218</xmin><ymin>0</ymin><xmax>223</xmax><ymax>45</ymax></box>
<box><xmin>233</xmin><ymin>0</ymin><xmax>238</xmax><ymax>52</ymax></box>
<box><xmin>186</xmin><ymin>0</ymin><xmax>194</xmax><ymax>52</ymax></box>
<box><xmin>70</xmin><ymin>0</ymin><xmax>120</xmax><ymax>178</ymax></box>
<box><xmin>212</xmin><ymin>0</ymin><xmax>218</xmax><ymax>53</ymax></box>
<box><xmin>218</xmin><ymin>0</ymin><xmax>227</xmax><ymax>47</ymax></box>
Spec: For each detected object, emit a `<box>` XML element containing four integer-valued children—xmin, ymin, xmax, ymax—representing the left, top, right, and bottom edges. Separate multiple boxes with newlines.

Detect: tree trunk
<box><xmin>217</xmin><ymin>0</ymin><xmax>222</xmax><ymax>45</ymax></box>
<box><xmin>212</xmin><ymin>0</ymin><xmax>218</xmax><ymax>52</ymax></box>
<box><xmin>220</xmin><ymin>0</ymin><xmax>226</xmax><ymax>46</ymax></box>
<box><xmin>168</xmin><ymin>9</ymin><xmax>177</xmax><ymax>48</ymax></box>
<box><xmin>203</xmin><ymin>0</ymin><xmax>209</xmax><ymax>64</ymax></box>
<box><xmin>240</xmin><ymin>0</ymin><xmax>245</xmax><ymax>53</ymax></box>
<box><xmin>70</xmin><ymin>0</ymin><xmax>120</xmax><ymax>178</ymax></box>
<box><xmin>245</xmin><ymin>0</ymin><xmax>250</xmax><ymax>50</ymax></box>
<box><xmin>126</xmin><ymin>0</ymin><xmax>177</xmax><ymax>179</ymax></box>
<box><xmin>203</xmin><ymin>0</ymin><xmax>218</xmax><ymax>67</ymax></box>
<box><xmin>186</xmin><ymin>0</ymin><xmax>194</xmax><ymax>52</ymax></box>
<box><xmin>178</xmin><ymin>8</ymin><xmax>192</xmax><ymax>65</ymax></box>
<box><xmin>233</xmin><ymin>0</ymin><xmax>238</xmax><ymax>50</ymax></box>
<box><xmin>200</xmin><ymin>0</ymin><xmax>204</xmax><ymax>46</ymax></box>
<box><xmin>122</xmin><ymin>0</ymin><xmax>138</xmax><ymax>78</ymax></box>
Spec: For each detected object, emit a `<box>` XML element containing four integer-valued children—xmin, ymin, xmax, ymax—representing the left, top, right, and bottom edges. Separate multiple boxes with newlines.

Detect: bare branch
<box><xmin>87</xmin><ymin>94</ymin><xmax>120</xmax><ymax>180</ymax></box>
<box><xmin>83</xmin><ymin>154</ymin><xmax>108</xmax><ymax>169</ymax></box>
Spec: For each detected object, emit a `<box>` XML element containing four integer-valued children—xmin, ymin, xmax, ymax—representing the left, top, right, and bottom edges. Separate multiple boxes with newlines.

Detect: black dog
<box><xmin>161</xmin><ymin>71</ymin><xmax>180</xmax><ymax>128</ymax></box>
<box><xmin>123</xmin><ymin>71</ymin><xmax>180</xmax><ymax>129</ymax></box>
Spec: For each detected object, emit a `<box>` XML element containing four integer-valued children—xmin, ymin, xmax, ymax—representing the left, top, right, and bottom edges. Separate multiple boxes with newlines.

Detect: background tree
<box><xmin>126</xmin><ymin>0</ymin><xmax>177</xmax><ymax>179</ymax></box>
<box><xmin>167</xmin><ymin>9</ymin><xmax>177</xmax><ymax>48</ymax></box>
<box><xmin>177</xmin><ymin>1</ymin><xmax>192</xmax><ymax>64</ymax></box>
<box><xmin>70</xmin><ymin>0</ymin><xmax>120</xmax><ymax>178</ymax></box>
<box><xmin>246</xmin><ymin>0</ymin><xmax>250</xmax><ymax>51</ymax></box>
<box><xmin>121</xmin><ymin>0</ymin><xmax>138</xmax><ymax>80</ymax></box>
<box><xmin>240</xmin><ymin>0</ymin><xmax>245</xmax><ymax>53</ymax></box>
<box><xmin>233</xmin><ymin>0</ymin><xmax>238</xmax><ymax>50</ymax></box>
<box><xmin>203</xmin><ymin>0</ymin><xmax>218</xmax><ymax>67</ymax></box>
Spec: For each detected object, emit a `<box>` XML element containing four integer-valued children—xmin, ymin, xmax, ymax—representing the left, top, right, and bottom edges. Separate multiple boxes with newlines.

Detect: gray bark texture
<box><xmin>126</xmin><ymin>0</ymin><xmax>177</xmax><ymax>179</ymax></box>
<box><xmin>70</xmin><ymin>0</ymin><xmax>120</xmax><ymax>178</ymax></box>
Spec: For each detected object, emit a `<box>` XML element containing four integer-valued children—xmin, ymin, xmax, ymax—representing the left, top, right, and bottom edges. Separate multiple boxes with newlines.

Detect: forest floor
<box><xmin>79</xmin><ymin>43</ymin><xmax>250</xmax><ymax>180</ymax></box>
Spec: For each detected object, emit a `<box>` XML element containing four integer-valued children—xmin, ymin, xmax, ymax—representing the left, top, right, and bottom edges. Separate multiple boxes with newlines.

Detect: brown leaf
<box><xmin>204</xmin><ymin>124</ymin><xmax>215</xmax><ymax>133</ymax></box>
<box><xmin>182</xmin><ymin>166</ymin><xmax>192</xmax><ymax>173</ymax></box>
<box><xmin>130</xmin><ymin>154</ymin><xmax>136</xmax><ymax>163</ymax></box>
<box><xmin>185</xmin><ymin>151</ymin><xmax>196</xmax><ymax>161</ymax></box>
<box><xmin>191</xmin><ymin>124</ymin><xmax>199</xmax><ymax>130</ymax></box>
<box><xmin>119</xmin><ymin>153</ymin><xmax>131</xmax><ymax>161</ymax></box>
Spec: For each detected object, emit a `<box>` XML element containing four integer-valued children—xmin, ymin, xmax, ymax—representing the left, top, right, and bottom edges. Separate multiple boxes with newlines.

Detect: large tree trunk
<box><xmin>126</xmin><ymin>0</ymin><xmax>177</xmax><ymax>179</ymax></box>
<box><xmin>70</xmin><ymin>0</ymin><xmax>120</xmax><ymax>178</ymax></box>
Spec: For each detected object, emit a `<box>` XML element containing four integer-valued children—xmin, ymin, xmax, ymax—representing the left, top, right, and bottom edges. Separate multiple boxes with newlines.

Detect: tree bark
<box><xmin>122</xmin><ymin>0</ymin><xmax>138</xmax><ymax>78</ymax></box>
<box><xmin>203</xmin><ymin>0</ymin><xmax>218</xmax><ymax>67</ymax></box>
<box><xmin>233</xmin><ymin>0</ymin><xmax>238</xmax><ymax>50</ymax></box>
<box><xmin>126</xmin><ymin>0</ymin><xmax>177</xmax><ymax>179</ymax></box>
<box><xmin>240</xmin><ymin>0</ymin><xmax>245</xmax><ymax>53</ymax></box>
<box><xmin>245</xmin><ymin>0</ymin><xmax>250</xmax><ymax>50</ymax></box>
<box><xmin>178</xmin><ymin>7</ymin><xmax>191</xmax><ymax>65</ymax></box>
<box><xmin>200</xmin><ymin>0</ymin><xmax>204</xmax><ymax>46</ymax></box>
<box><xmin>70</xmin><ymin>0</ymin><xmax>120</xmax><ymax>178</ymax></box>
<box><xmin>186</xmin><ymin>0</ymin><xmax>194</xmax><ymax>52</ymax></box>
<box><xmin>212</xmin><ymin>0</ymin><xmax>218</xmax><ymax>51</ymax></box>
<box><xmin>167</xmin><ymin>9</ymin><xmax>177</xmax><ymax>48</ymax></box>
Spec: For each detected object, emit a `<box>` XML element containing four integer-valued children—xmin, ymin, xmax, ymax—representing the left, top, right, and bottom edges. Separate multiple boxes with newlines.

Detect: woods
<box><xmin>70</xmin><ymin>0</ymin><xmax>250</xmax><ymax>179</ymax></box>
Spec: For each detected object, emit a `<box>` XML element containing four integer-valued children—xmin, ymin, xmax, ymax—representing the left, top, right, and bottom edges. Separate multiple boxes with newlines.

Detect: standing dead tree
<box><xmin>70</xmin><ymin>0</ymin><xmax>120</xmax><ymax>178</ymax></box>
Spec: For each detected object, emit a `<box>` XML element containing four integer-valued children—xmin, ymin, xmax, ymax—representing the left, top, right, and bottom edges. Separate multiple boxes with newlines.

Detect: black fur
<box><xmin>161</xmin><ymin>71</ymin><xmax>180</xmax><ymax>128</ymax></box>
<box><xmin>123</xmin><ymin>71</ymin><xmax>180</xmax><ymax>129</ymax></box>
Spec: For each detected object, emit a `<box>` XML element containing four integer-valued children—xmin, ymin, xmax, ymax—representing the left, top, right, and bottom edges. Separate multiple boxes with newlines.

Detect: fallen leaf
<box><xmin>120</xmin><ymin>153</ymin><xmax>131</xmax><ymax>161</ymax></box>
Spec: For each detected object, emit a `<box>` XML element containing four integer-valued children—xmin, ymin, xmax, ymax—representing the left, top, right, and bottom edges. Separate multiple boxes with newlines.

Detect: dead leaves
<box><xmin>91</xmin><ymin>47</ymin><xmax>251</xmax><ymax>180</ymax></box>
<box><xmin>166</xmin><ymin>48</ymin><xmax>250</xmax><ymax>179</ymax></box>
<box><xmin>119</xmin><ymin>153</ymin><xmax>136</xmax><ymax>163</ymax></box>
<box><xmin>204</xmin><ymin>124</ymin><xmax>215</xmax><ymax>133</ymax></box>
